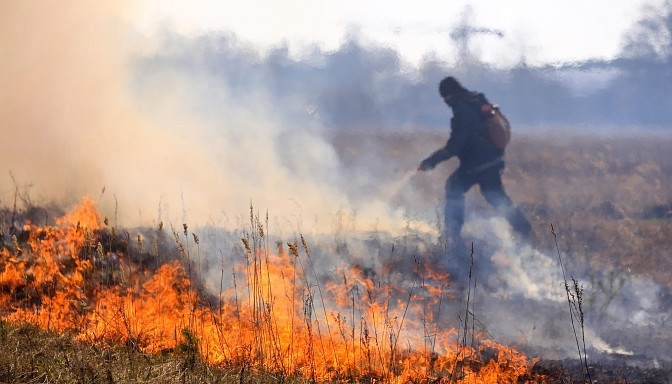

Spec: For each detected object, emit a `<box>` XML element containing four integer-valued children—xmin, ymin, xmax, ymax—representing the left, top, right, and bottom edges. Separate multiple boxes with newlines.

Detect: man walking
<box><xmin>418</xmin><ymin>77</ymin><xmax>531</xmax><ymax>250</ymax></box>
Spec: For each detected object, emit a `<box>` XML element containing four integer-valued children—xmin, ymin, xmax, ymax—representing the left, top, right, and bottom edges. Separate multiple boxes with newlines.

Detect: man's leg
<box><xmin>444</xmin><ymin>170</ymin><xmax>471</xmax><ymax>241</ymax></box>
<box><xmin>440</xmin><ymin>170</ymin><xmax>474</xmax><ymax>282</ymax></box>
<box><xmin>479</xmin><ymin>167</ymin><xmax>532</xmax><ymax>238</ymax></box>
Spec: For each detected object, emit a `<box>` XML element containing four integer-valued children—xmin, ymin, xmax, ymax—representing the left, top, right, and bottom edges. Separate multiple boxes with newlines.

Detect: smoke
<box><xmin>455</xmin><ymin>215</ymin><xmax>672</xmax><ymax>363</ymax></box>
<box><xmin>0</xmin><ymin>1</ymin><xmax>422</xmax><ymax>233</ymax></box>
<box><xmin>3</xmin><ymin>0</ymin><xmax>670</xmax><ymax>230</ymax></box>
<box><xmin>192</xmin><ymin>207</ymin><xmax>672</xmax><ymax>364</ymax></box>
<box><xmin>0</xmin><ymin>1</ymin><xmax>184</xmax><ymax>223</ymax></box>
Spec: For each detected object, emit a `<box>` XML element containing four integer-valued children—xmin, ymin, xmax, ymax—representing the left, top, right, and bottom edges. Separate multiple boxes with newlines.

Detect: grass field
<box><xmin>1</xmin><ymin>131</ymin><xmax>671</xmax><ymax>383</ymax></box>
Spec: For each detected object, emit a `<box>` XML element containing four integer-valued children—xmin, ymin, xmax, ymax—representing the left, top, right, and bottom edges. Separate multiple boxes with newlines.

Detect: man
<box><xmin>418</xmin><ymin>77</ymin><xmax>531</xmax><ymax>249</ymax></box>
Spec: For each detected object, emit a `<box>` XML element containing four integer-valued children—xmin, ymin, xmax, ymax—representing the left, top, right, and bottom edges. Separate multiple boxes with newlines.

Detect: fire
<box><xmin>0</xmin><ymin>197</ymin><xmax>543</xmax><ymax>382</ymax></box>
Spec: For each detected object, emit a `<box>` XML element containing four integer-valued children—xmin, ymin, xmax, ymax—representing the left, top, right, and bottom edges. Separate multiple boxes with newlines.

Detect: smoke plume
<box><xmin>0</xmin><ymin>2</ymin><xmax>419</xmax><ymax>233</ymax></box>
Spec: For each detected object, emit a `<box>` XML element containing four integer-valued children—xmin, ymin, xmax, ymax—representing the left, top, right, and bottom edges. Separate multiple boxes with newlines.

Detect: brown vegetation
<box><xmin>331</xmin><ymin>130</ymin><xmax>672</xmax><ymax>290</ymax></box>
<box><xmin>1</xmin><ymin>131</ymin><xmax>671</xmax><ymax>383</ymax></box>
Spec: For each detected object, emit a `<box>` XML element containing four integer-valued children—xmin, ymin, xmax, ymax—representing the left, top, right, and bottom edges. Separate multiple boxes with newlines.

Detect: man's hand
<box><xmin>417</xmin><ymin>159</ymin><xmax>434</xmax><ymax>171</ymax></box>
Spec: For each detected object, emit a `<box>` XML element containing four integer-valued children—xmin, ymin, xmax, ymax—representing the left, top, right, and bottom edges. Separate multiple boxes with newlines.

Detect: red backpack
<box><xmin>478</xmin><ymin>102</ymin><xmax>511</xmax><ymax>151</ymax></box>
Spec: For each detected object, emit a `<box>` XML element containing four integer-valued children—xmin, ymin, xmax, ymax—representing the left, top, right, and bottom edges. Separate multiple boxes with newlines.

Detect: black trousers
<box><xmin>444</xmin><ymin>164</ymin><xmax>531</xmax><ymax>239</ymax></box>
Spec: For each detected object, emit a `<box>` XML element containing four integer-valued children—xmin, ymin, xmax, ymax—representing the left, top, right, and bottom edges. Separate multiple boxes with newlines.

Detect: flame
<box><xmin>0</xmin><ymin>197</ymin><xmax>543</xmax><ymax>382</ymax></box>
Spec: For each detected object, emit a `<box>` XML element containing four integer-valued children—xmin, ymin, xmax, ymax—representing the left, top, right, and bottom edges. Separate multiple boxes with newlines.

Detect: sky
<box><xmin>136</xmin><ymin>0</ymin><xmax>667</xmax><ymax>67</ymax></box>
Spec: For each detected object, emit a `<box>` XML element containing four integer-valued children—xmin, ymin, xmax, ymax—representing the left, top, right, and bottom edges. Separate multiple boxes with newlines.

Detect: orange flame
<box><xmin>0</xmin><ymin>197</ymin><xmax>543</xmax><ymax>382</ymax></box>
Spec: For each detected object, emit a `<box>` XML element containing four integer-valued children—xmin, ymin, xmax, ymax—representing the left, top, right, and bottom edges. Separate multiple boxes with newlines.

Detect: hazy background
<box><xmin>1</xmin><ymin>1</ymin><xmax>670</xmax><ymax>231</ymax></box>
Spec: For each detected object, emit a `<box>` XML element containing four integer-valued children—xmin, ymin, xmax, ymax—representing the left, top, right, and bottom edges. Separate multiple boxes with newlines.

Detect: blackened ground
<box><xmin>534</xmin><ymin>358</ymin><xmax>671</xmax><ymax>384</ymax></box>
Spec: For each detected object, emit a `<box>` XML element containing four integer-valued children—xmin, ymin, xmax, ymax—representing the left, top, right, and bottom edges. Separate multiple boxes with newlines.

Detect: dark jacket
<box><xmin>420</xmin><ymin>92</ymin><xmax>503</xmax><ymax>173</ymax></box>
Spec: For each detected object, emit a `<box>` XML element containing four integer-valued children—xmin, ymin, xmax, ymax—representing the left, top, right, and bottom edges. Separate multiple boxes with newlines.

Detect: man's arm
<box><xmin>418</xmin><ymin>145</ymin><xmax>452</xmax><ymax>171</ymax></box>
<box><xmin>418</xmin><ymin>113</ymin><xmax>469</xmax><ymax>171</ymax></box>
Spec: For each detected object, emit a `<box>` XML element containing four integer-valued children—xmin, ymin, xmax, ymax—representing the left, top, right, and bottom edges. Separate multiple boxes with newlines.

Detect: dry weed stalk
<box><xmin>552</xmin><ymin>223</ymin><xmax>592</xmax><ymax>383</ymax></box>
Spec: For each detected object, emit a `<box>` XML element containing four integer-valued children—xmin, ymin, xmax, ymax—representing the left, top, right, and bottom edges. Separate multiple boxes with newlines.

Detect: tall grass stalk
<box><xmin>288</xmin><ymin>238</ymin><xmax>333</xmax><ymax>372</ymax></box>
<box><xmin>428</xmin><ymin>280</ymin><xmax>446</xmax><ymax>374</ymax></box>
<box><xmin>301</xmin><ymin>234</ymin><xmax>338</xmax><ymax>370</ymax></box>
<box><xmin>551</xmin><ymin>223</ymin><xmax>592</xmax><ymax>383</ymax></box>
<box><xmin>241</xmin><ymin>206</ymin><xmax>278</xmax><ymax>372</ymax></box>
<box><xmin>287</xmin><ymin>241</ymin><xmax>298</xmax><ymax>374</ymax></box>
<box><xmin>451</xmin><ymin>242</ymin><xmax>476</xmax><ymax>381</ymax></box>
<box><xmin>390</xmin><ymin>257</ymin><xmax>419</xmax><ymax>374</ymax></box>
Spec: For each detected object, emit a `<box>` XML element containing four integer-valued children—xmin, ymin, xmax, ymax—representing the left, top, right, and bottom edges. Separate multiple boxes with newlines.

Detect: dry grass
<box><xmin>0</xmin><ymin>320</ymin><xmax>234</xmax><ymax>383</ymax></box>
<box><xmin>1</xmin><ymin>131</ymin><xmax>671</xmax><ymax>383</ymax></box>
<box><xmin>0</xmin><ymin>204</ymin><xmax>540</xmax><ymax>383</ymax></box>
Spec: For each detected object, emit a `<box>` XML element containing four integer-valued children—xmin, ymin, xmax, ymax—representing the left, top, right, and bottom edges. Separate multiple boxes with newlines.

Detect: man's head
<box><xmin>438</xmin><ymin>76</ymin><xmax>467</xmax><ymax>103</ymax></box>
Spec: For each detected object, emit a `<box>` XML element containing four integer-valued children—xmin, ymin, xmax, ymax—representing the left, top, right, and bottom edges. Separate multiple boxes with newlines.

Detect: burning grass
<box><xmin>1</xmin><ymin>132</ymin><xmax>671</xmax><ymax>383</ymax></box>
<box><xmin>1</xmin><ymin>198</ymin><xmax>543</xmax><ymax>383</ymax></box>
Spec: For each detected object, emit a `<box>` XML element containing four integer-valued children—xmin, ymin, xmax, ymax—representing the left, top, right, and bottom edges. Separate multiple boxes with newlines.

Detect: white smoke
<box><xmin>458</xmin><ymin>214</ymin><xmax>670</xmax><ymax>362</ymax></box>
<box><xmin>0</xmin><ymin>1</ymin><xmax>425</xmax><ymax>236</ymax></box>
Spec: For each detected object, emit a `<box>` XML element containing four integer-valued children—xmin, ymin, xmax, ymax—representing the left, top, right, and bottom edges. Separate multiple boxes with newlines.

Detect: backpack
<box><xmin>478</xmin><ymin>102</ymin><xmax>511</xmax><ymax>151</ymax></box>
